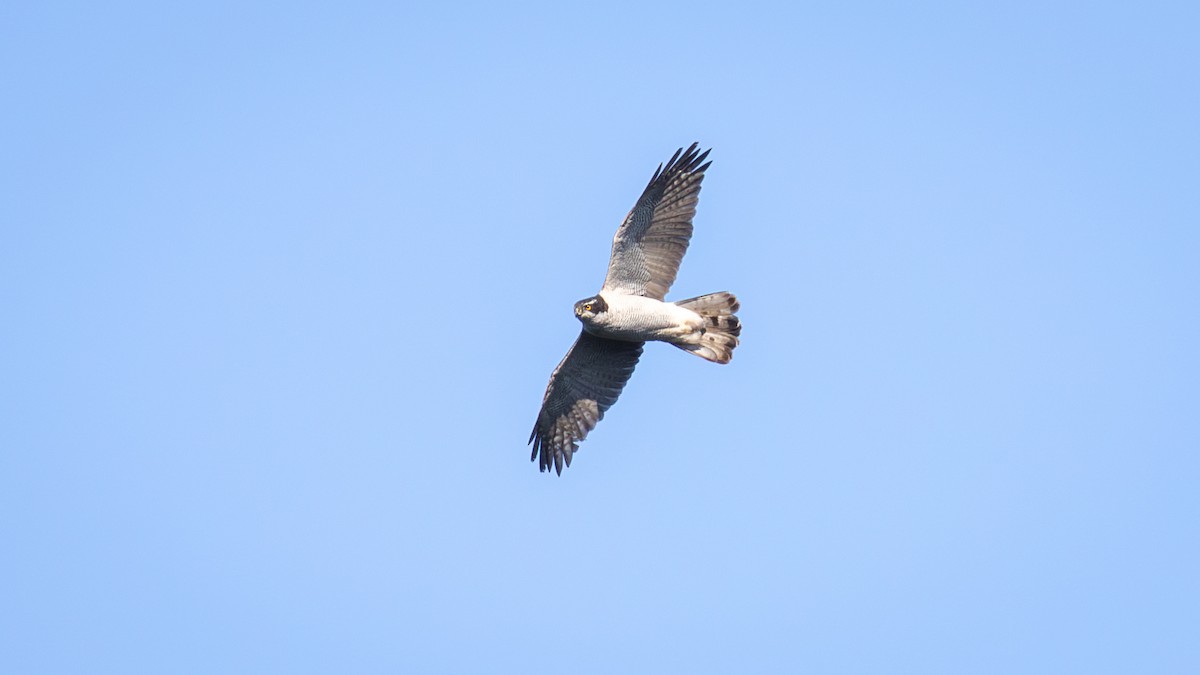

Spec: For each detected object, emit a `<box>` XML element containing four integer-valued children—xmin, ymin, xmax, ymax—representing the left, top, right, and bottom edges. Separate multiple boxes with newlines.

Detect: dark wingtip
<box><xmin>646</xmin><ymin>161</ymin><xmax>666</xmax><ymax>188</ymax></box>
<box><xmin>670</xmin><ymin>143</ymin><xmax>710</xmax><ymax>176</ymax></box>
<box><xmin>688</xmin><ymin>146</ymin><xmax>711</xmax><ymax>173</ymax></box>
<box><xmin>646</xmin><ymin>143</ymin><xmax>712</xmax><ymax>188</ymax></box>
<box><xmin>529</xmin><ymin>428</ymin><xmax>567</xmax><ymax>475</ymax></box>
<box><xmin>665</xmin><ymin>144</ymin><xmax>690</xmax><ymax>173</ymax></box>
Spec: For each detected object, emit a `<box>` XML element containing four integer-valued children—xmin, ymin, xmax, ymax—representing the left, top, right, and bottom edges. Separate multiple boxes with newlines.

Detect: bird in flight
<box><xmin>529</xmin><ymin>143</ymin><xmax>741</xmax><ymax>474</ymax></box>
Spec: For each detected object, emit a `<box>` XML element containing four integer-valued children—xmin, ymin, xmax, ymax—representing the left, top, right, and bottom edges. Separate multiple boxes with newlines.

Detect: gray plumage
<box><xmin>529</xmin><ymin>333</ymin><xmax>642</xmax><ymax>475</ymax></box>
<box><xmin>530</xmin><ymin>143</ymin><xmax>741</xmax><ymax>474</ymax></box>
<box><xmin>603</xmin><ymin>144</ymin><xmax>711</xmax><ymax>300</ymax></box>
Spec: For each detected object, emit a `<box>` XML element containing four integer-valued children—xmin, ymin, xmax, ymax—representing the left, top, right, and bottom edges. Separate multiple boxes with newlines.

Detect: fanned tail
<box><xmin>673</xmin><ymin>292</ymin><xmax>741</xmax><ymax>364</ymax></box>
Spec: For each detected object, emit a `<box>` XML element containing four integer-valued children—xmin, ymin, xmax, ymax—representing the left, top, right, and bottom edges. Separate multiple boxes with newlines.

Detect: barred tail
<box><xmin>673</xmin><ymin>292</ymin><xmax>741</xmax><ymax>364</ymax></box>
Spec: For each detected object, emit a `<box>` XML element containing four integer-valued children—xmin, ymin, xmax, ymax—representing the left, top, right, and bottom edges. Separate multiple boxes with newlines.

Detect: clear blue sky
<box><xmin>3</xmin><ymin>2</ymin><xmax>1197</xmax><ymax>673</ymax></box>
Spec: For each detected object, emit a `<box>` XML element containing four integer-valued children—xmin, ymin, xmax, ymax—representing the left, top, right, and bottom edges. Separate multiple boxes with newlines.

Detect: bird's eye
<box><xmin>584</xmin><ymin>303</ymin><xmax>593</xmax><ymax>311</ymax></box>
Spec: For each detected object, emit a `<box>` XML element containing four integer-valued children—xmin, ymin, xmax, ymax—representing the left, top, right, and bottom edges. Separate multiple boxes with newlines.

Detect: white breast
<box><xmin>587</xmin><ymin>291</ymin><xmax>701</xmax><ymax>342</ymax></box>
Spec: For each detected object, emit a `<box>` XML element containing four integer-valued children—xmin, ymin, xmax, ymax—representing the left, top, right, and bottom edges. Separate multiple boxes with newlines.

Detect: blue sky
<box><xmin>3</xmin><ymin>2</ymin><xmax>1198</xmax><ymax>673</ymax></box>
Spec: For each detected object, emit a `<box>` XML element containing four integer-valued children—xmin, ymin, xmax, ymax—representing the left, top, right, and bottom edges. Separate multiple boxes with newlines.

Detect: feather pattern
<box><xmin>602</xmin><ymin>143</ymin><xmax>712</xmax><ymax>300</ymax></box>
<box><xmin>529</xmin><ymin>331</ymin><xmax>644</xmax><ymax>474</ymax></box>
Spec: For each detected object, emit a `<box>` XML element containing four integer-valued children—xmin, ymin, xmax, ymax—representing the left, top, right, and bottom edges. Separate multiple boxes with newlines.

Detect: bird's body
<box><xmin>529</xmin><ymin>143</ymin><xmax>741</xmax><ymax>474</ymax></box>
<box><xmin>580</xmin><ymin>292</ymin><xmax>702</xmax><ymax>344</ymax></box>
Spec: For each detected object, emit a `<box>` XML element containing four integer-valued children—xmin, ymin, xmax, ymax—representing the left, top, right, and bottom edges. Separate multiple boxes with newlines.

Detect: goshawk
<box><xmin>529</xmin><ymin>143</ymin><xmax>741</xmax><ymax>474</ymax></box>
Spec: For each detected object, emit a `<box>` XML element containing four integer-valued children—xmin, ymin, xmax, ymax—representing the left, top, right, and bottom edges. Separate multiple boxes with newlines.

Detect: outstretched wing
<box><xmin>529</xmin><ymin>331</ymin><xmax>644</xmax><ymax>474</ymax></box>
<box><xmin>602</xmin><ymin>143</ymin><xmax>712</xmax><ymax>300</ymax></box>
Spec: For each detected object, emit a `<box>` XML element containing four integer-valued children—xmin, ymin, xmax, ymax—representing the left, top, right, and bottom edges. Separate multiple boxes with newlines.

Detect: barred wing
<box><xmin>602</xmin><ymin>143</ymin><xmax>712</xmax><ymax>300</ymax></box>
<box><xmin>529</xmin><ymin>331</ymin><xmax>644</xmax><ymax>474</ymax></box>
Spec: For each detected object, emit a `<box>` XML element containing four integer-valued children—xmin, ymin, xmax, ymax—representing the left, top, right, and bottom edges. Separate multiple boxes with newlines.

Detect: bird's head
<box><xmin>573</xmin><ymin>295</ymin><xmax>608</xmax><ymax>322</ymax></box>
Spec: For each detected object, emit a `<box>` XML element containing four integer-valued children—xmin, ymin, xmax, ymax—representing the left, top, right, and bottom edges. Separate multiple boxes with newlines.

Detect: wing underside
<box><xmin>530</xmin><ymin>331</ymin><xmax>644</xmax><ymax>474</ymax></box>
<box><xmin>602</xmin><ymin>143</ymin><xmax>712</xmax><ymax>300</ymax></box>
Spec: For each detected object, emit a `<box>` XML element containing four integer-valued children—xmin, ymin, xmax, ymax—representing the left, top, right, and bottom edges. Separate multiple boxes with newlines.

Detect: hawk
<box><xmin>529</xmin><ymin>143</ymin><xmax>741</xmax><ymax>474</ymax></box>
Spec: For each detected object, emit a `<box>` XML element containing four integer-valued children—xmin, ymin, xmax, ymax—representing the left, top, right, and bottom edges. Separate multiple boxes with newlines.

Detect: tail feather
<box><xmin>674</xmin><ymin>291</ymin><xmax>740</xmax><ymax>316</ymax></box>
<box><xmin>674</xmin><ymin>292</ymin><xmax>742</xmax><ymax>364</ymax></box>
